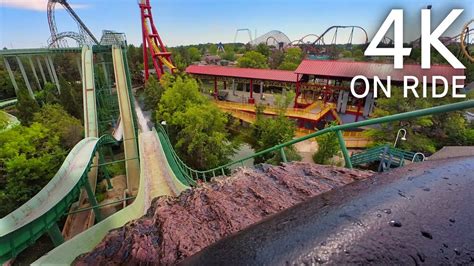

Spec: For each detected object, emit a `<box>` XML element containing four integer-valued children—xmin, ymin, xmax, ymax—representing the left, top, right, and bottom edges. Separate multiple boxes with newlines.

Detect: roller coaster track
<box><xmin>47</xmin><ymin>0</ymin><xmax>99</xmax><ymax>47</ymax></box>
<box><xmin>139</xmin><ymin>0</ymin><xmax>176</xmax><ymax>81</ymax></box>
<box><xmin>310</xmin><ymin>25</ymin><xmax>369</xmax><ymax>46</ymax></box>
<box><xmin>460</xmin><ymin>20</ymin><xmax>474</xmax><ymax>62</ymax></box>
<box><xmin>0</xmin><ymin>46</ymin><xmax>143</xmax><ymax>262</ymax></box>
<box><xmin>0</xmin><ymin>135</ymin><xmax>118</xmax><ymax>263</ymax></box>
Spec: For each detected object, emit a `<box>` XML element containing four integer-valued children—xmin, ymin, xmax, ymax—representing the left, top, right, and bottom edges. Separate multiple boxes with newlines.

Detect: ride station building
<box><xmin>186</xmin><ymin>60</ymin><xmax>463</xmax><ymax>124</ymax></box>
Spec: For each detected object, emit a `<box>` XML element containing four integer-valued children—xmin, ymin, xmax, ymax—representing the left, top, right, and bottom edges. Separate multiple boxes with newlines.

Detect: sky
<box><xmin>0</xmin><ymin>0</ymin><xmax>472</xmax><ymax>49</ymax></box>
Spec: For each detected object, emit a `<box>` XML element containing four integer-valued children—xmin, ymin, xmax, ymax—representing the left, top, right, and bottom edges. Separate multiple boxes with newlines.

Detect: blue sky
<box><xmin>0</xmin><ymin>0</ymin><xmax>472</xmax><ymax>48</ymax></box>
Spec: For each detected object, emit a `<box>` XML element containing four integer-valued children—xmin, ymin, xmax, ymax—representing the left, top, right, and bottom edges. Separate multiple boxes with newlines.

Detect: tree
<box><xmin>35</xmin><ymin>82</ymin><xmax>59</xmax><ymax>106</ymax></box>
<box><xmin>58</xmin><ymin>76</ymin><xmax>83</xmax><ymax>120</ymax></box>
<box><xmin>278</xmin><ymin>47</ymin><xmax>303</xmax><ymax>71</ymax></box>
<box><xmin>222</xmin><ymin>44</ymin><xmax>236</xmax><ymax>61</ymax></box>
<box><xmin>0</xmin><ymin>67</ymin><xmax>17</xmax><ymax>99</ymax></box>
<box><xmin>143</xmin><ymin>76</ymin><xmax>165</xmax><ymax>123</ymax></box>
<box><xmin>312</xmin><ymin>123</ymin><xmax>340</xmax><ymax>165</ymax></box>
<box><xmin>208</xmin><ymin>44</ymin><xmax>218</xmax><ymax>55</ymax></box>
<box><xmin>342</xmin><ymin>50</ymin><xmax>353</xmax><ymax>58</ymax></box>
<box><xmin>237</xmin><ymin>51</ymin><xmax>268</xmax><ymax>69</ymax></box>
<box><xmin>269</xmin><ymin>50</ymin><xmax>284</xmax><ymax>69</ymax></box>
<box><xmin>188</xmin><ymin>47</ymin><xmax>201</xmax><ymax>62</ymax></box>
<box><xmin>15</xmin><ymin>87</ymin><xmax>40</xmax><ymax>125</ymax></box>
<box><xmin>250</xmin><ymin>91</ymin><xmax>300</xmax><ymax>164</ymax></box>
<box><xmin>256</xmin><ymin>43</ymin><xmax>270</xmax><ymax>57</ymax></box>
<box><xmin>0</xmin><ymin>123</ymin><xmax>66</xmax><ymax>217</ymax></box>
<box><xmin>173</xmin><ymin>104</ymin><xmax>236</xmax><ymax>170</ymax></box>
<box><xmin>144</xmin><ymin>76</ymin><xmax>164</xmax><ymax>110</ymax></box>
<box><xmin>366</xmin><ymin>87</ymin><xmax>474</xmax><ymax>154</ymax></box>
<box><xmin>33</xmin><ymin>104</ymin><xmax>83</xmax><ymax>149</ymax></box>
<box><xmin>156</xmin><ymin>77</ymin><xmax>237</xmax><ymax>170</ymax></box>
<box><xmin>127</xmin><ymin>44</ymin><xmax>144</xmax><ymax>85</ymax></box>
<box><xmin>0</xmin><ymin>111</ymin><xmax>9</xmax><ymax>131</ymax></box>
<box><xmin>352</xmin><ymin>49</ymin><xmax>366</xmax><ymax>61</ymax></box>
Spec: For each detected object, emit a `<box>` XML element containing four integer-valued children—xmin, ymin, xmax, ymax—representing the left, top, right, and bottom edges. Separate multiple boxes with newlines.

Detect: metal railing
<box><xmin>157</xmin><ymin>100</ymin><xmax>474</xmax><ymax>186</ymax></box>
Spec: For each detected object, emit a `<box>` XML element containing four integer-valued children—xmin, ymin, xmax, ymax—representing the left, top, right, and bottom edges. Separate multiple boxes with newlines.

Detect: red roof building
<box><xmin>186</xmin><ymin>65</ymin><xmax>298</xmax><ymax>83</ymax></box>
<box><xmin>295</xmin><ymin>60</ymin><xmax>464</xmax><ymax>85</ymax></box>
<box><xmin>186</xmin><ymin>61</ymin><xmax>465</xmax><ymax>111</ymax></box>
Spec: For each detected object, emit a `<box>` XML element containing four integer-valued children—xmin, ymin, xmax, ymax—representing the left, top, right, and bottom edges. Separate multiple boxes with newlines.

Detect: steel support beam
<box><xmin>28</xmin><ymin>57</ymin><xmax>42</xmax><ymax>90</ymax></box>
<box><xmin>232</xmin><ymin>79</ymin><xmax>236</xmax><ymax>95</ymax></box>
<box><xmin>47</xmin><ymin>56</ymin><xmax>61</xmax><ymax>93</ymax></box>
<box><xmin>214</xmin><ymin>76</ymin><xmax>218</xmax><ymax>99</ymax></box>
<box><xmin>76</xmin><ymin>57</ymin><xmax>82</xmax><ymax>79</ymax></box>
<box><xmin>3</xmin><ymin>57</ymin><xmax>20</xmax><ymax>95</ymax></box>
<box><xmin>47</xmin><ymin>223</ymin><xmax>65</xmax><ymax>247</ymax></box>
<box><xmin>336</xmin><ymin>130</ymin><xmax>353</xmax><ymax>169</ymax></box>
<box><xmin>249</xmin><ymin>79</ymin><xmax>254</xmax><ymax>104</ymax></box>
<box><xmin>44</xmin><ymin>56</ymin><xmax>54</xmax><ymax>84</ymax></box>
<box><xmin>83</xmin><ymin>178</ymin><xmax>103</xmax><ymax>222</ymax></box>
<box><xmin>36</xmin><ymin>57</ymin><xmax>47</xmax><ymax>85</ymax></box>
<box><xmin>98</xmin><ymin>151</ymin><xmax>113</xmax><ymax>190</ymax></box>
<box><xmin>280</xmin><ymin>148</ymin><xmax>287</xmax><ymax>163</ymax></box>
<box><xmin>16</xmin><ymin>56</ymin><xmax>35</xmax><ymax>98</ymax></box>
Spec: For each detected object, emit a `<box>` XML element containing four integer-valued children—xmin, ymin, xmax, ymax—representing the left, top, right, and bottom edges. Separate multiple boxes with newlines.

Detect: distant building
<box><xmin>204</xmin><ymin>55</ymin><xmax>221</xmax><ymax>65</ymax></box>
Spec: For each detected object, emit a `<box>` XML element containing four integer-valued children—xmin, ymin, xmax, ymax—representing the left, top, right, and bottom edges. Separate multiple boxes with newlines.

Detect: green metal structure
<box><xmin>351</xmin><ymin>144</ymin><xmax>424</xmax><ymax>172</ymax></box>
<box><xmin>0</xmin><ymin>45</ymin><xmax>131</xmax><ymax>263</ymax></box>
<box><xmin>0</xmin><ymin>98</ymin><xmax>17</xmax><ymax>109</ymax></box>
<box><xmin>153</xmin><ymin>100</ymin><xmax>474</xmax><ymax>183</ymax></box>
<box><xmin>0</xmin><ymin>135</ymin><xmax>117</xmax><ymax>262</ymax></box>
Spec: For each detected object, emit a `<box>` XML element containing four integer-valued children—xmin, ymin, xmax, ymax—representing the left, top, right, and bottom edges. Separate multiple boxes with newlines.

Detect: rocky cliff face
<box><xmin>75</xmin><ymin>162</ymin><xmax>372</xmax><ymax>265</ymax></box>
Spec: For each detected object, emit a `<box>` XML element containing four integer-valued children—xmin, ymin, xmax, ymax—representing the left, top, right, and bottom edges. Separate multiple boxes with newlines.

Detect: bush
<box><xmin>313</xmin><ymin>123</ymin><xmax>341</xmax><ymax>165</ymax></box>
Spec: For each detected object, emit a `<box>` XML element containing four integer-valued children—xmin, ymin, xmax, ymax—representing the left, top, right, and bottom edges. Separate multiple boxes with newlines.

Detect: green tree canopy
<box><xmin>156</xmin><ymin>77</ymin><xmax>237</xmax><ymax>170</ymax></box>
<box><xmin>35</xmin><ymin>82</ymin><xmax>59</xmax><ymax>106</ymax></box>
<box><xmin>237</xmin><ymin>51</ymin><xmax>268</xmax><ymax>69</ymax></box>
<box><xmin>15</xmin><ymin>87</ymin><xmax>40</xmax><ymax>125</ymax></box>
<box><xmin>256</xmin><ymin>43</ymin><xmax>270</xmax><ymax>57</ymax></box>
<box><xmin>366</xmin><ymin>87</ymin><xmax>474</xmax><ymax>154</ymax></box>
<box><xmin>33</xmin><ymin>104</ymin><xmax>83</xmax><ymax>149</ymax></box>
<box><xmin>250</xmin><ymin>91</ymin><xmax>300</xmax><ymax>164</ymax></box>
<box><xmin>312</xmin><ymin>122</ymin><xmax>340</xmax><ymax>165</ymax></box>
<box><xmin>188</xmin><ymin>47</ymin><xmax>202</xmax><ymax>62</ymax></box>
<box><xmin>278</xmin><ymin>47</ymin><xmax>303</xmax><ymax>71</ymax></box>
<box><xmin>0</xmin><ymin>123</ymin><xmax>66</xmax><ymax>217</ymax></box>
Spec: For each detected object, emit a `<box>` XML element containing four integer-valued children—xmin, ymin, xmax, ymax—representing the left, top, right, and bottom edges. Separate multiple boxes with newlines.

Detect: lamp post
<box><xmin>394</xmin><ymin>128</ymin><xmax>407</xmax><ymax>148</ymax></box>
<box><xmin>161</xmin><ymin>120</ymin><xmax>168</xmax><ymax>135</ymax></box>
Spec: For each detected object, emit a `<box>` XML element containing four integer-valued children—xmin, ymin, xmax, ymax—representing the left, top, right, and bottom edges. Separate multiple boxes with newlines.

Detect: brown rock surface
<box><xmin>75</xmin><ymin>162</ymin><xmax>372</xmax><ymax>265</ymax></box>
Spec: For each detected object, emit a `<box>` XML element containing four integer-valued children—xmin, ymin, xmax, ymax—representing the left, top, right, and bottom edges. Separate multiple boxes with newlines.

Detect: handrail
<box><xmin>157</xmin><ymin>100</ymin><xmax>474</xmax><ymax>184</ymax></box>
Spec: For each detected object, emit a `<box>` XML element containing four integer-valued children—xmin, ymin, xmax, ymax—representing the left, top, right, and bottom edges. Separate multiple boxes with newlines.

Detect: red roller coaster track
<box><xmin>139</xmin><ymin>0</ymin><xmax>176</xmax><ymax>81</ymax></box>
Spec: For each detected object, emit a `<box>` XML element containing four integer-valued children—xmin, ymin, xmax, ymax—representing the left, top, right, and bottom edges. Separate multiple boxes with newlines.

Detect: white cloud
<box><xmin>1</xmin><ymin>0</ymin><xmax>88</xmax><ymax>11</ymax></box>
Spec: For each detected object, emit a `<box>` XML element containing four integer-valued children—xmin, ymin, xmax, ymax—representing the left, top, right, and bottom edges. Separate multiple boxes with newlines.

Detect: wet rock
<box><xmin>74</xmin><ymin>162</ymin><xmax>371</xmax><ymax>265</ymax></box>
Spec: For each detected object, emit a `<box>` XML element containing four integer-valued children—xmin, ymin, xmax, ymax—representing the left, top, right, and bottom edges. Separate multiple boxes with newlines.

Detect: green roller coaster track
<box><xmin>0</xmin><ymin>135</ymin><xmax>118</xmax><ymax>262</ymax></box>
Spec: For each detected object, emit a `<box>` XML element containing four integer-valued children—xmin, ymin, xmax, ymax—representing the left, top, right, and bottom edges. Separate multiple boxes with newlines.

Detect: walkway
<box><xmin>214</xmin><ymin>100</ymin><xmax>333</xmax><ymax>123</ymax></box>
<box><xmin>221</xmin><ymin>108</ymin><xmax>370</xmax><ymax>148</ymax></box>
